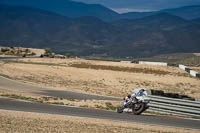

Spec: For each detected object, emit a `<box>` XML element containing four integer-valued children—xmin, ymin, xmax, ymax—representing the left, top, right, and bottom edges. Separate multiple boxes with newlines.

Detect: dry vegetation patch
<box><xmin>70</xmin><ymin>62</ymin><xmax>173</xmax><ymax>76</ymax></box>
<box><xmin>0</xmin><ymin>110</ymin><xmax>198</xmax><ymax>133</ymax></box>
<box><xmin>0</xmin><ymin>47</ymin><xmax>45</xmax><ymax>56</ymax></box>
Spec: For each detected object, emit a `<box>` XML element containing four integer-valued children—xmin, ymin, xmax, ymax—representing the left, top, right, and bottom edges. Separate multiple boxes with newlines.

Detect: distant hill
<box><xmin>0</xmin><ymin>4</ymin><xmax>200</xmax><ymax>58</ymax></box>
<box><xmin>0</xmin><ymin>4</ymin><xmax>118</xmax><ymax>56</ymax></box>
<box><xmin>0</xmin><ymin>0</ymin><xmax>200</xmax><ymax>21</ymax></box>
<box><xmin>0</xmin><ymin>4</ymin><xmax>70</xmax><ymax>47</ymax></box>
<box><xmin>114</xmin><ymin>13</ymin><xmax>188</xmax><ymax>31</ymax></box>
<box><xmin>120</xmin><ymin>5</ymin><xmax>200</xmax><ymax>20</ymax></box>
<box><xmin>111</xmin><ymin>13</ymin><xmax>200</xmax><ymax>57</ymax></box>
<box><xmin>120</xmin><ymin>12</ymin><xmax>155</xmax><ymax>20</ymax></box>
<box><xmin>162</xmin><ymin>5</ymin><xmax>200</xmax><ymax>20</ymax></box>
<box><xmin>0</xmin><ymin>0</ymin><xmax>119</xmax><ymax>21</ymax></box>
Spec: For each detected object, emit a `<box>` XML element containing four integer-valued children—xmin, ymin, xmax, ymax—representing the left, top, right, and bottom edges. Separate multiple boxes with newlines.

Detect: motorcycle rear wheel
<box><xmin>133</xmin><ymin>103</ymin><xmax>145</xmax><ymax>115</ymax></box>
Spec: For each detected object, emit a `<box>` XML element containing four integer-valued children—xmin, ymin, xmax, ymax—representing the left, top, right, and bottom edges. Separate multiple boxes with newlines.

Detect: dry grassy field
<box><xmin>0</xmin><ymin>109</ymin><xmax>198</xmax><ymax>133</ymax></box>
<box><xmin>0</xmin><ymin>58</ymin><xmax>199</xmax><ymax>98</ymax></box>
<box><xmin>0</xmin><ymin>91</ymin><xmax>119</xmax><ymax>111</ymax></box>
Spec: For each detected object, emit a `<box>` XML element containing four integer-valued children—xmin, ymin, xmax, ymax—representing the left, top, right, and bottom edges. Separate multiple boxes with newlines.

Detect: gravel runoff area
<box><xmin>0</xmin><ymin>109</ymin><xmax>199</xmax><ymax>133</ymax></box>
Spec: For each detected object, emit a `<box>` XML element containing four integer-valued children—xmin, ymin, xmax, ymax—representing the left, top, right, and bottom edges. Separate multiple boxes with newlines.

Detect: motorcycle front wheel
<box><xmin>117</xmin><ymin>105</ymin><xmax>124</xmax><ymax>113</ymax></box>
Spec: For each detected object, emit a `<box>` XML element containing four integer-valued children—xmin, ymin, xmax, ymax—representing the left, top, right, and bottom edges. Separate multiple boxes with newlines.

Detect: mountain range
<box><xmin>120</xmin><ymin>5</ymin><xmax>200</xmax><ymax>20</ymax></box>
<box><xmin>0</xmin><ymin>4</ymin><xmax>200</xmax><ymax>57</ymax></box>
<box><xmin>0</xmin><ymin>0</ymin><xmax>119</xmax><ymax>21</ymax></box>
<box><xmin>0</xmin><ymin>0</ymin><xmax>200</xmax><ymax>21</ymax></box>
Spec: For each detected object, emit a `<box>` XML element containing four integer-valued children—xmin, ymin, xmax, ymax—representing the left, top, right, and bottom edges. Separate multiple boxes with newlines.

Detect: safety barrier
<box><xmin>178</xmin><ymin>64</ymin><xmax>200</xmax><ymax>78</ymax></box>
<box><xmin>190</xmin><ymin>70</ymin><xmax>198</xmax><ymax>77</ymax></box>
<box><xmin>139</xmin><ymin>61</ymin><xmax>168</xmax><ymax>66</ymax></box>
<box><xmin>120</xmin><ymin>61</ymin><xmax>132</xmax><ymax>63</ymax></box>
<box><xmin>147</xmin><ymin>95</ymin><xmax>200</xmax><ymax>118</ymax></box>
<box><xmin>179</xmin><ymin>64</ymin><xmax>187</xmax><ymax>70</ymax></box>
<box><xmin>120</xmin><ymin>60</ymin><xmax>200</xmax><ymax>78</ymax></box>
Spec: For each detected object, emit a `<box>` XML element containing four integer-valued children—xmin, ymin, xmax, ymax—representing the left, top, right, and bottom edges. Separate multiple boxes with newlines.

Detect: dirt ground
<box><xmin>0</xmin><ymin>109</ymin><xmax>198</xmax><ymax>133</ymax></box>
<box><xmin>0</xmin><ymin>58</ymin><xmax>199</xmax><ymax>98</ymax></box>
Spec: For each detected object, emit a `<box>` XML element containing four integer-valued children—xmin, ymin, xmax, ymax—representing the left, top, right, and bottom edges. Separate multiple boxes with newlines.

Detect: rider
<box><xmin>130</xmin><ymin>93</ymin><xmax>137</xmax><ymax>103</ymax></box>
<box><xmin>138</xmin><ymin>89</ymin><xmax>146</xmax><ymax>96</ymax></box>
<box><xmin>132</xmin><ymin>88</ymin><xmax>146</xmax><ymax>97</ymax></box>
<box><xmin>124</xmin><ymin>94</ymin><xmax>136</xmax><ymax>108</ymax></box>
<box><xmin>124</xmin><ymin>94</ymin><xmax>131</xmax><ymax>105</ymax></box>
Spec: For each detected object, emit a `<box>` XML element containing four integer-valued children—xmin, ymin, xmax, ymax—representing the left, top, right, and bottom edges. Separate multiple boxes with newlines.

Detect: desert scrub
<box><xmin>80</xmin><ymin>105</ymin><xmax>89</xmax><ymax>108</ymax></box>
<box><xmin>2</xmin><ymin>59</ymin><xmax>65</xmax><ymax>67</ymax></box>
<box><xmin>95</xmin><ymin>104</ymin><xmax>107</xmax><ymax>110</ymax></box>
<box><xmin>0</xmin><ymin>94</ymin><xmax>38</xmax><ymax>102</ymax></box>
<box><xmin>52</xmin><ymin>102</ymin><xmax>65</xmax><ymax>105</ymax></box>
<box><xmin>70</xmin><ymin>63</ymin><xmax>185</xmax><ymax>76</ymax></box>
<box><xmin>42</xmin><ymin>96</ymin><xmax>53</xmax><ymax>101</ymax></box>
<box><xmin>0</xmin><ymin>74</ymin><xmax>13</xmax><ymax>79</ymax></box>
<box><xmin>0</xmin><ymin>94</ymin><xmax>58</xmax><ymax>103</ymax></box>
<box><xmin>105</xmin><ymin>102</ymin><xmax>117</xmax><ymax>110</ymax></box>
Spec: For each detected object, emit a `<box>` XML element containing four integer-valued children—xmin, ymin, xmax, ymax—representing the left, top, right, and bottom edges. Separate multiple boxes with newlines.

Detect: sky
<box><xmin>72</xmin><ymin>0</ymin><xmax>200</xmax><ymax>13</ymax></box>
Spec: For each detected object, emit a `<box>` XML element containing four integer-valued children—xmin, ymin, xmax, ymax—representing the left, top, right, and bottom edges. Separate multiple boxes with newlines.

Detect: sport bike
<box><xmin>117</xmin><ymin>89</ymin><xmax>150</xmax><ymax>115</ymax></box>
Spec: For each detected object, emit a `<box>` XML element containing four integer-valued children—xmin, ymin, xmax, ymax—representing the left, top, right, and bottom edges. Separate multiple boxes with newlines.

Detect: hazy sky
<box><xmin>72</xmin><ymin>0</ymin><xmax>200</xmax><ymax>13</ymax></box>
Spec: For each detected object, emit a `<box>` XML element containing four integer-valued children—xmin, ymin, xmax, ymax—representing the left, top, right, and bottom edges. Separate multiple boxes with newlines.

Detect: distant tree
<box><xmin>40</xmin><ymin>54</ymin><xmax>44</xmax><ymax>58</ymax></box>
<box><xmin>22</xmin><ymin>54</ymin><xmax>26</xmax><ymax>58</ymax></box>
<box><xmin>1</xmin><ymin>47</ymin><xmax>9</xmax><ymax>52</ymax></box>
<box><xmin>44</xmin><ymin>48</ymin><xmax>52</xmax><ymax>54</ymax></box>
<box><xmin>66</xmin><ymin>53</ymin><xmax>71</xmax><ymax>58</ymax></box>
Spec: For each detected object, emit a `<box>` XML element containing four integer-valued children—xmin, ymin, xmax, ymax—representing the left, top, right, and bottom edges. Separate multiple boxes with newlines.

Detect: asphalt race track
<box><xmin>0</xmin><ymin>98</ymin><xmax>200</xmax><ymax>130</ymax></box>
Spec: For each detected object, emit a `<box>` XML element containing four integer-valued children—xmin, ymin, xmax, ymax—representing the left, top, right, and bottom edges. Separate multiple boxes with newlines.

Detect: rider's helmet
<box><xmin>127</xmin><ymin>94</ymin><xmax>131</xmax><ymax>98</ymax></box>
<box><xmin>131</xmin><ymin>93</ymin><xmax>136</xmax><ymax>98</ymax></box>
<box><xmin>139</xmin><ymin>89</ymin><xmax>145</xmax><ymax>96</ymax></box>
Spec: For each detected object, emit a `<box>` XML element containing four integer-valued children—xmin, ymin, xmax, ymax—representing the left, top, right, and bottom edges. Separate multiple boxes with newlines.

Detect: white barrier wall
<box><xmin>179</xmin><ymin>64</ymin><xmax>187</xmax><ymax>70</ymax></box>
<box><xmin>178</xmin><ymin>64</ymin><xmax>199</xmax><ymax>78</ymax></box>
<box><xmin>139</xmin><ymin>61</ymin><xmax>168</xmax><ymax>66</ymax></box>
<box><xmin>120</xmin><ymin>61</ymin><xmax>132</xmax><ymax>63</ymax></box>
<box><xmin>119</xmin><ymin>60</ymin><xmax>199</xmax><ymax>78</ymax></box>
<box><xmin>190</xmin><ymin>70</ymin><xmax>198</xmax><ymax>77</ymax></box>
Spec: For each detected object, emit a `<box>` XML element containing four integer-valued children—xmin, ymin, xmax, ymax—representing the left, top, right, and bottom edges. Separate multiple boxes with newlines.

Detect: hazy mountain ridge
<box><xmin>113</xmin><ymin>13</ymin><xmax>188</xmax><ymax>31</ymax></box>
<box><xmin>162</xmin><ymin>5</ymin><xmax>200</xmax><ymax>20</ymax></box>
<box><xmin>0</xmin><ymin>0</ymin><xmax>200</xmax><ymax>21</ymax></box>
<box><xmin>0</xmin><ymin>0</ymin><xmax>119</xmax><ymax>21</ymax></box>
<box><xmin>121</xmin><ymin>5</ymin><xmax>200</xmax><ymax>20</ymax></box>
<box><xmin>0</xmin><ymin>4</ymin><xmax>118</xmax><ymax>56</ymax></box>
<box><xmin>0</xmin><ymin>4</ymin><xmax>200</xmax><ymax>57</ymax></box>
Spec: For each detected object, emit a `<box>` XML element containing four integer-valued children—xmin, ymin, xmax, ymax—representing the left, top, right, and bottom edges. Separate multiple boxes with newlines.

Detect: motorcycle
<box><xmin>117</xmin><ymin>89</ymin><xmax>150</xmax><ymax>115</ymax></box>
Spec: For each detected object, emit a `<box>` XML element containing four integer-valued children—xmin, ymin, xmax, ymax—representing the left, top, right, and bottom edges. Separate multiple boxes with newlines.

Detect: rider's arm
<box><xmin>125</xmin><ymin>97</ymin><xmax>129</xmax><ymax>102</ymax></box>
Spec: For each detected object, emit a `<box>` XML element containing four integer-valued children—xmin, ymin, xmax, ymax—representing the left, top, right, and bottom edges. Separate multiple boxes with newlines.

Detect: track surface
<box><xmin>0</xmin><ymin>98</ymin><xmax>200</xmax><ymax>129</ymax></box>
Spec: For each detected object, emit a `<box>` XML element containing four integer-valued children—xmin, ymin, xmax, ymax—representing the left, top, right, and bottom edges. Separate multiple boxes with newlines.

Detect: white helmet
<box><xmin>131</xmin><ymin>93</ymin><xmax>136</xmax><ymax>97</ymax></box>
